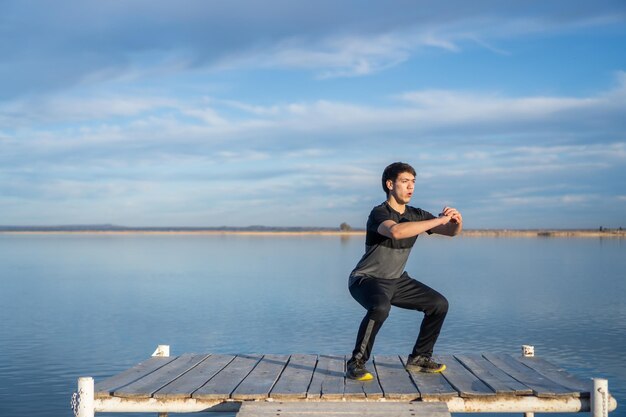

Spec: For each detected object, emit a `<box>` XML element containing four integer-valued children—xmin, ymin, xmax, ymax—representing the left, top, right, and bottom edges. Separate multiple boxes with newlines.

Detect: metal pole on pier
<box><xmin>152</xmin><ymin>344</ymin><xmax>170</xmax><ymax>357</ymax></box>
<box><xmin>152</xmin><ymin>344</ymin><xmax>170</xmax><ymax>417</ymax></box>
<box><xmin>592</xmin><ymin>378</ymin><xmax>609</xmax><ymax>417</ymax></box>
<box><xmin>72</xmin><ymin>377</ymin><xmax>95</xmax><ymax>417</ymax></box>
<box><xmin>522</xmin><ymin>345</ymin><xmax>535</xmax><ymax>417</ymax></box>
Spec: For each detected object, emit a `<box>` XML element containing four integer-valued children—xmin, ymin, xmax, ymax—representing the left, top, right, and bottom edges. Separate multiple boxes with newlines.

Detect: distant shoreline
<box><xmin>1</xmin><ymin>228</ymin><xmax>624</xmax><ymax>238</ymax></box>
<box><xmin>0</xmin><ymin>230</ymin><xmax>364</xmax><ymax>236</ymax></box>
<box><xmin>460</xmin><ymin>229</ymin><xmax>625</xmax><ymax>238</ymax></box>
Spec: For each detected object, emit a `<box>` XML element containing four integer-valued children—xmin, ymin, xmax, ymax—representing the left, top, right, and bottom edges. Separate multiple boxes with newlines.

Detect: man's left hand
<box><xmin>442</xmin><ymin>207</ymin><xmax>462</xmax><ymax>225</ymax></box>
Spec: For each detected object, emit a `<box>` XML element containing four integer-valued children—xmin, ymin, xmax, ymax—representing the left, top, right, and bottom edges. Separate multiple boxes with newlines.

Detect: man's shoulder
<box><xmin>366</xmin><ymin>202</ymin><xmax>394</xmax><ymax>229</ymax></box>
<box><xmin>370</xmin><ymin>202</ymin><xmax>389</xmax><ymax>212</ymax></box>
<box><xmin>368</xmin><ymin>202</ymin><xmax>392</xmax><ymax>218</ymax></box>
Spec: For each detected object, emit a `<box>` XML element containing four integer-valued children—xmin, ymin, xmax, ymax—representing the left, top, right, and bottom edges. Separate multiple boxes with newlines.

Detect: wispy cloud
<box><xmin>397</xmin><ymin>90</ymin><xmax>600</xmax><ymax>121</ymax></box>
<box><xmin>2</xmin><ymin>1</ymin><xmax>624</xmax><ymax>96</ymax></box>
<box><xmin>499</xmin><ymin>194</ymin><xmax>596</xmax><ymax>207</ymax></box>
<box><xmin>3</xmin><ymin>78</ymin><xmax>625</xmax><ymax>166</ymax></box>
<box><xmin>0</xmin><ymin>95</ymin><xmax>177</xmax><ymax>127</ymax></box>
<box><xmin>2</xmin><ymin>84</ymin><xmax>624</xmax><ymax>222</ymax></box>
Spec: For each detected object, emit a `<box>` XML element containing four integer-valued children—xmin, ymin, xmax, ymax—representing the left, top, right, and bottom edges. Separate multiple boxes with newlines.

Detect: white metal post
<box><xmin>152</xmin><ymin>344</ymin><xmax>170</xmax><ymax>357</ymax></box>
<box><xmin>73</xmin><ymin>377</ymin><xmax>95</xmax><ymax>417</ymax></box>
<box><xmin>153</xmin><ymin>345</ymin><xmax>170</xmax><ymax>416</ymax></box>
<box><xmin>592</xmin><ymin>378</ymin><xmax>609</xmax><ymax>417</ymax></box>
<box><xmin>522</xmin><ymin>345</ymin><xmax>535</xmax><ymax>357</ymax></box>
<box><xmin>522</xmin><ymin>345</ymin><xmax>535</xmax><ymax>417</ymax></box>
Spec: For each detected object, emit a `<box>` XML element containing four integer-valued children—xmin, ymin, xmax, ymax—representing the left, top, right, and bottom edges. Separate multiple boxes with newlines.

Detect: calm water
<box><xmin>0</xmin><ymin>234</ymin><xmax>624</xmax><ymax>417</ymax></box>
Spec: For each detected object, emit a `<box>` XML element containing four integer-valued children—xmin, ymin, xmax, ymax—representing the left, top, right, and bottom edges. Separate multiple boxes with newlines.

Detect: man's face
<box><xmin>389</xmin><ymin>172</ymin><xmax>415</xmax><ymax>204</ymax></box>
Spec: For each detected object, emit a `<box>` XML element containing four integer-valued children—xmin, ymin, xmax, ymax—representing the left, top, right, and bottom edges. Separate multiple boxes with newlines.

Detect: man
<box><xmin>346</xmin><ymin>162</ymin><xmax>462</xmax><ymax>381</ymax></box>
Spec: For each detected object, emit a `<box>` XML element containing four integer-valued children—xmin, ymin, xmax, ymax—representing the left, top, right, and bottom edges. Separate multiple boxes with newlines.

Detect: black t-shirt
<box><xmin>349</xmin><ymin>202</ymin><xmax>436</xmax><ymax>285</ymax></box>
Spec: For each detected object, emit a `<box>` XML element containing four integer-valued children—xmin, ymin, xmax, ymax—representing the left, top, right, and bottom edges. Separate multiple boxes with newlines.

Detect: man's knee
<box><xmin>369</xmin><ymin>300</ymin><xmax>391</xmax><ymax>322</ymax></box>
<box><xmin>432</xmin><ymin>294</ymin><xmax>449</xmax><ymax>316</ymax></box>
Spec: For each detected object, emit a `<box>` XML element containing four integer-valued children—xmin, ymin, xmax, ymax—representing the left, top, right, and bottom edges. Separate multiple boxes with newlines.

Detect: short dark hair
<box><xmin>382</xmin><ymin>162</ymin><xmax>416</xmax><ymax>195</ymax></box>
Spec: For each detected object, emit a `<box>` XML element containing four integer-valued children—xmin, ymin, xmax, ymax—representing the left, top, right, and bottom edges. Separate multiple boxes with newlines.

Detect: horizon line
<box><xmin>0</xmin><ymin>224</ymin><xmax>623</xmax><ymax>232</ymax></box>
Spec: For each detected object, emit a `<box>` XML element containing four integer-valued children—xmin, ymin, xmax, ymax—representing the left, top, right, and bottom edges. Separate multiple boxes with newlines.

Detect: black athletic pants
<box><xmin>349</xmin><ymin>272</ymin><xmax>448</xmax><ymax>363</ymax></box>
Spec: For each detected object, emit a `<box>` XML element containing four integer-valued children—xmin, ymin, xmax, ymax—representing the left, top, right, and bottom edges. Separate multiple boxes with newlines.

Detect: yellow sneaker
<box><xmin>346</xmin><ymin>358</ymin><xmax>374</xmax><ymax>381</ymax></box>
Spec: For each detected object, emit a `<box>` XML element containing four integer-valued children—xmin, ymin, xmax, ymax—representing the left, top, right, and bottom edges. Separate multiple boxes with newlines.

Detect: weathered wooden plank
<box><xmin>400</xmin><ymin>356</ymin><xmax>458</xmax><ymax>400</ymax></box>
<box><xmin>454</xmin><ymin>354</ymin><xmax>532</xmax><ymax>396</ymax></box>
<box><xmin>270</xmin><ymin>354</ymin><xmax>318</xmax><ymax>399</ymax></box>
<box><xmin>95</xmin><ymin>356</ymin><xmax>176</xmax><ymax>398</ymax></box>
<box><xmin>343</xmin><ymin>357</ymin><xmax>384</xmax><ymax>400</ymax></box>
<box><xmin>114</xmin><ymin>354</ymin><xmax>209</xmax><ymax>399</ymax></box>
<box><xmin>237</xmin><ymin>401</ymin><xmax>450</xmax><ymax>417</ymax></box>
<box><xmin>435</xmin><ymin>355</ymin><xmax>494</xmax><ymax>398</ymax></box>
<box><xmin>342</xmin><ymin>356</ymin><xmax>366</xmax><ymax>400</ymax></box>
<box><xmin>517</xmin><ymin>356</ymin><xmax>592</xmax><ymax>396</ymax></box>
<box><xmin>358</xmin><ymin>360</ymin><xmax>383</xmax><ymax>399</ymax></box>
<box><xmin>153</xmin><ymin>354</ymin><xmax>235</xmax><ymax>399</ymax></box>
<box><xmin>306</xmin><ymin>354</ymin><xmax>345</xmax><ymax>399</ymax></box>
<box><xmin>192</xmin><ymin>354</ymin><xmax>262</xmax><ymax>400</ymax></box>
<box><xmin>373</xmin><ymin>355</ymin><xmax>420</xmax><ymax>400</ymax></box>
<box><xmin>483</xmin><ymin>353</ymin><xmax>575</xmax><ymax>397</ymax></box>
<box><xmin>231</xmin><ymin>354</ymin><xmax>289</xmax><ymax>400</ymax></box>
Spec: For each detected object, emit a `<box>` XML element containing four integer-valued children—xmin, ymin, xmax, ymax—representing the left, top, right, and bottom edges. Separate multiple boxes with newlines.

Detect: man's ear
<box><xmin>386</xmin><ymin>179</ymin><xmax>393</xmax><ymax>191</ymax></box>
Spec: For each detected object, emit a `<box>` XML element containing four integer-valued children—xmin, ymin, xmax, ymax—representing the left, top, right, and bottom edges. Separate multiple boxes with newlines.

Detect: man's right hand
<box><xmin>438</xmin><ymin>213</ymin><xmax>452</xmax><ymax>225</ymax></box>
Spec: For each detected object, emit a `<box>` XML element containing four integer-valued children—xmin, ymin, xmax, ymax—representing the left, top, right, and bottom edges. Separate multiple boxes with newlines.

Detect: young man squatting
<box><xmin>346</xmin><ymin>162</ymin><xmax>463</xmax><ymax>380</ymax></box>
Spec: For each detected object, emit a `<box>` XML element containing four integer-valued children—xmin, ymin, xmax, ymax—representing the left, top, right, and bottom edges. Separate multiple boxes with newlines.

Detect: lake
<box><xmin>0</xmin><ymin>234</ymin><xmax>624</xmax><ymax>417</ymax></box>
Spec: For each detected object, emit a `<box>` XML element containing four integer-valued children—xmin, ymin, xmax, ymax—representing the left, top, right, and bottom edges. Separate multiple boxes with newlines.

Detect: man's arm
<box><xmin>377</xmin><ymin>216</ymin><xmax>451</xmax><ymax>240</ymax></box>
<box><xmin>430</xmin><ymin>207</ymin><xmax>463</xmax><ymax>236</ymax></box>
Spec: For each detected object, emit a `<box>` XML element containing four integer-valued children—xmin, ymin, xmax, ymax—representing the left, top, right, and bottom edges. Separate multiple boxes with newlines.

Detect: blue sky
<box><xmin>1</xmin><ymin>1</ymin><xmax>625</xmax><ymax>228</ymax></box>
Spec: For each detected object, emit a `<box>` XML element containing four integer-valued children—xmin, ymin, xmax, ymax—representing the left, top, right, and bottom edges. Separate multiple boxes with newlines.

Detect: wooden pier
<box><xmin>72</xmin><ymin>346</ymin><xmax>617</xmax><ymax>417</ymax></box>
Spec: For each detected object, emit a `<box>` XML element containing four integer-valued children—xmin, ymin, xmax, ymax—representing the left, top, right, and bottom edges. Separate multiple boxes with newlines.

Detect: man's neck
<box><xmin>386</xmin><ymin>196</ymin><xmax>406</xmax><ymax>214</ymax></box>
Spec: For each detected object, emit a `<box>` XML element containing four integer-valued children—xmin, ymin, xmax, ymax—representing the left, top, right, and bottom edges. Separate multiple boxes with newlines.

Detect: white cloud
<box><xmin>499</xmin><ymin>194</ymin><xmax>596</xmax><ymax>207</ymax></box>
<box><xmin>0</xmin><ymin>94</ymin><xmax>177</xmax><ymax>127</ymax></box>
<box><xmin>180</xmin><ymin>106</ymin><xmax>229</xmax><ymax>127</ymax></box>
<box><xmin>214</xmin><ymin>30</ymin><xmax>418</xmax><ymax>78</ymax></box>
<box><xmin>396</xmin><ymin>89</ymin><xmax>601</xmax><ymax>124</ymax></box>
